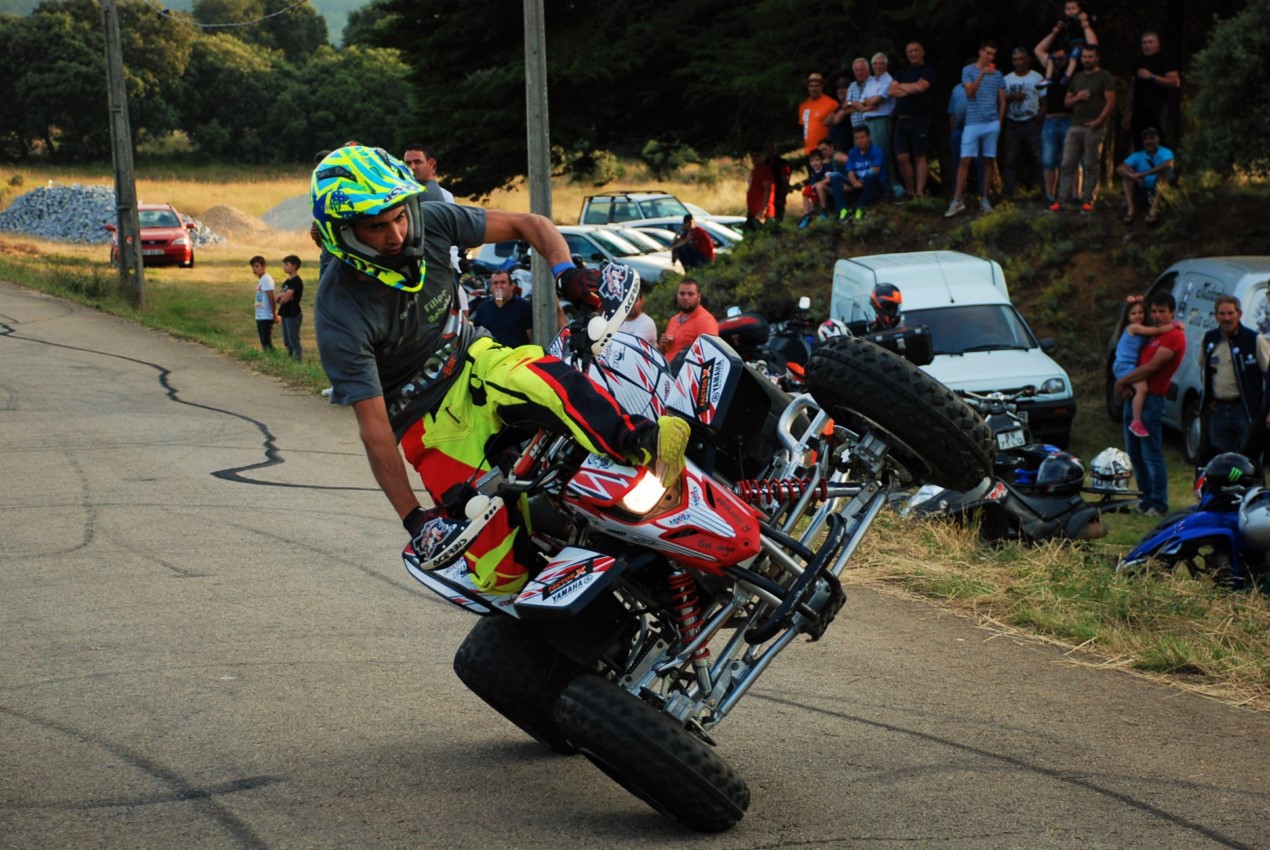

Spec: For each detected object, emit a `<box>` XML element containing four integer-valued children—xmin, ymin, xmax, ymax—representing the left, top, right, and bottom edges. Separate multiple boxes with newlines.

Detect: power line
<box><xmin>148</xmin><ymin>0</ymin><xmax>315</xmax><ymax>30</ymax></box>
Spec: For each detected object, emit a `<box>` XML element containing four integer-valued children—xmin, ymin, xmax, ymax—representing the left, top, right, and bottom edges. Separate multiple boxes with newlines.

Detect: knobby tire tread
<box><xmin>555</xmin><ymin>675</ymin><xmax>749</xmax><ymax>832</ymax></box>
<box><xmin>806</xmin><ymin>337</ymin><xmax>994</xmax><ymax>490</ymax></box>
<box><xmin>452</xmin><ymin>616</ymin><xmax>579</xmax><ymax>754</ymax></box>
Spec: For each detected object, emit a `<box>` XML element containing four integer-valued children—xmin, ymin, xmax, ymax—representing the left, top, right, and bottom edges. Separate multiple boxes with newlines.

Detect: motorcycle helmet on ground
<box><xmin>1034</xmin><ymin>451</ymin><xmax>1085</xmax><ymax>496</ymax></box>
<box><xmin>817</xmin><ymin>318</ymin><xmax>850</xmax><ymax>342</ymax></box>
<box><xmin>870</xmin><ymin>283</ymin><xmax>902</xmax><ymax>329</ymax></box>
<box><xmin>311</xmin><ymin>145</ymin><xmax>428</xmax><ymax>292</ymax></box>
<box><xmin>1089</xmin><ymin>447</ymin><xmax>1134</xmax><ymax>492</ymax></box>
<box><xmin>1197</xmin><ymin>452</ymin><xmax>1256</xmax><ymax>501</ymax></box>
<box><xmin>1238</xmin><ymin>487</ymin><xmax>1270</xmax><ymax>549</ymax></box>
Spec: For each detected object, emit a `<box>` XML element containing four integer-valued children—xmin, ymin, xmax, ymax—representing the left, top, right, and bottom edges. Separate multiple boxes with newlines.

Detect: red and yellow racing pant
<box><xmin>399</xmin><ymin>336</ymin><xmax>652</xmax><ymax>594</ymax></box>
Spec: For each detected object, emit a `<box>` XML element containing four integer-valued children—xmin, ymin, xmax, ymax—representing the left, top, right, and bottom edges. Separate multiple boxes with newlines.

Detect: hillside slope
<box><xmin>683</xmin><ymin>185</ymin><xmax>1270</xmax><ymax>452</ymax></box>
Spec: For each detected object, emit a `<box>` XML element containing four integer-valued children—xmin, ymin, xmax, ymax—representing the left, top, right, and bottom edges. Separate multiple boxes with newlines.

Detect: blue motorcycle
<box><xmin>1120</xmin><ymin>453</ymin><xmax>1270</xmax><ymax>591</ymax></box>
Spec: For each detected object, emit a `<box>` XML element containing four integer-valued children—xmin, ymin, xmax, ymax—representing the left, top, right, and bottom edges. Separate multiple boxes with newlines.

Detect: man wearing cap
<box><xmin>798</xmin><ymin>72</ymin><xmax>838</xmax><ymax>155</ymax></box>
<box><xmin>669</xmin><ymin>214</ymin><xmax>715</xmax><ymax>269</ymax></box>
<box><xmin>1115</xmin><ymin>127</ymin><xmax>1173</xmax><ymax>224</ymax></box>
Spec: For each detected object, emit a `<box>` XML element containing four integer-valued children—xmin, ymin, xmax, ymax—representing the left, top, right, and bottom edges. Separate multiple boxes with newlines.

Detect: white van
<box><xmin>830</xmin><ymin>251</ymin><xmax>1075</xmax><ymax>447</ymax></box>
<box><xmin>1108</xmin><ymin>256</ymin><xmax>1270</xmax><ymax>462</ymax></box>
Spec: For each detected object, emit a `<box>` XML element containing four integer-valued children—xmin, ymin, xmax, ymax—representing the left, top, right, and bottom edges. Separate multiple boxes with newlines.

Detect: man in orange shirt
<box><xmin>659</xmin><ymin>279</ymin><xmax>719</xmax><ymax>361</ymax></box>
<box><xmin>798</xmin><ymin>72</ymin><xmax>838</xmax><ymax>155</ymax></box>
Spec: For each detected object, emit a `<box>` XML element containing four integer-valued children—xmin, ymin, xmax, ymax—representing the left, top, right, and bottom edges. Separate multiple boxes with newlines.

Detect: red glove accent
<box><xmin>556</xmin><ymin>267</ymin><xmax>602</xmax><ymax>310</ymax></box>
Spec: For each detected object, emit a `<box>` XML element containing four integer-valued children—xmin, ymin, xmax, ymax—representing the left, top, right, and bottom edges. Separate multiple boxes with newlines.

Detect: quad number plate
<box><xmin>996</xmin><ymin>429</ymin><xmax>1027</xmax><ymax>450</ymax></box>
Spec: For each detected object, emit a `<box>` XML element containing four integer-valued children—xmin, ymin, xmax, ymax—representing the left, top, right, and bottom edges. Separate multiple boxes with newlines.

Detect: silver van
<box><xmin>831</xmin><ymin>251</ymin><xmax>1076</xmax><ymax>447</ymax></box>
<box><xmin>1106</xmin><ymin>256</ymin><xmax>1270</xmax><ymax>461</ymax></box>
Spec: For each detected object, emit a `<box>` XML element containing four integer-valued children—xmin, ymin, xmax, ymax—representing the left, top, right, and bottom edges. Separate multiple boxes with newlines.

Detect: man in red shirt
<box><xmin>1114</xmin><ymin>292</ymin><xmax>1186</xmax><ymax>515</ymax></box>
<box><xmin>669</xmin><ymin>214</ymin><xmax>716</xmax><ymax>269</ymax></box>
<box><xmin>659</xmin><ymin>278</ymin><xmax>719</xmax><ymax>361</ymax></box>
<box><xmin>745</xmin><ymin>149</ymin><xmax>775</xmax><ymax>230</ymax></box>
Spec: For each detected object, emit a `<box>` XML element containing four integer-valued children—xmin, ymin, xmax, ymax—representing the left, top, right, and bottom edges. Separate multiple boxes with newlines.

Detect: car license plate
<box><xmin>142</xmin><ymin>249</ymin><xmax>165</xmax><ymax>256</ymax></box>
<box><xmin>997</xmin><ymin>429</ymin><xmax>1026</xmax><ymax>450</ymax></box>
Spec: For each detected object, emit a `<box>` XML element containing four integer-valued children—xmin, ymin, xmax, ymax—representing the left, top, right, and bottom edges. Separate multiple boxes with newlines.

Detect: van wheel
<box><xmin>1182</xmin><ymin>397</ymin><xmax>1202</xmax><ymax>465</ymax></box>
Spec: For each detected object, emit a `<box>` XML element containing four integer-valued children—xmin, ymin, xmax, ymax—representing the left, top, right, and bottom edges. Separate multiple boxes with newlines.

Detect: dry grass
<box><xmin>853</xmin><ymin>510</ymin><xmax>1270</xmax><ymax>711</ymax></box>
<box><xmin>2</xmin><ymin>158</ymin><xmax>755</xmax><ymax>224</ymax></box>
<box><xmin>481</xmin><ymin>160</ymin><xmax>753</xmax><ymax>223</ymax></box>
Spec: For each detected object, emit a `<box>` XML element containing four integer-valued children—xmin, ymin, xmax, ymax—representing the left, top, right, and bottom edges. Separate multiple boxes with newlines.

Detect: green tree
<box><xmin>341</xmin><ymin>0</ymin><xmax>391</xmax><ymax>47</ymax></box>
<box><xmin>0</xmin><ymin>7</ymin><xmax>105</xmax><ymax>159</ymax></box>
<box><xmin>191</xmin><ymin>0</ymin><xmax>326</xmax><ymax>62</ymax></box>
<box><xmin>299</xmin><ymin>44</ymin><xmax>411</xmax><ymax>156</ymax></box>
<box><xmin>1186</xmin><ymin>0</ymin><xmax>1270</xmax><ymax>175</ymax></box>
<box><xmin>178</xmin><ymin>31</ymin><xmax>278</xmax><ymax>159</ymax></box>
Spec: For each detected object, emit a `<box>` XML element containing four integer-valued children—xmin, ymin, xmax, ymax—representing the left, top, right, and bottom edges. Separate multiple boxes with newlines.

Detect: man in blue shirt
<box><xmin>471</xmin><ymin>270</ymin><xmax>534</xmax><ymax>347</ymax></box>
<box><xmin>946</xmin><ymin>41</ymin><xmax>1006</xmax><ymax>217</ymax></box>
<box><xmin>829</xmin><ymin>126</ymin><xmax>885</xmax><ymax>222</ymax></box>
<box><xmin>1115</xmin><ymin>127</ymin><xmax>1174</xmax><ymax>225</ymax></box>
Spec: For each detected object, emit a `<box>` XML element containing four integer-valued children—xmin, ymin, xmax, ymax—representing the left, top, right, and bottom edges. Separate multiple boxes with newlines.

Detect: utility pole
<box><xmin>523</xmin><ymin>0</ymin><xmax>554</xmax><ymax>345</ymax></box>
<box><xmin>101</xmin><ymin>0</ymin><xmax>145</xmax><ymax>308</ymax></box>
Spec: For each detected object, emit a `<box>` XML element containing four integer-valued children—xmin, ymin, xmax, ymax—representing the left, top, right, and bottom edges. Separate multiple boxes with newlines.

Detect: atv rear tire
<box><xmin>554</xmin><ymin>675</ymin><xmax>749</xmax><ymax>832</ymax></box>
<box><xmin>806</xmin><ymin>336</ymin><xmax>994</xmax><ymax>490</ymax></box>
<box><xmin>453</xmin><ymin>616</ymin><xmax>579</xmax><ymax>754</ymax></box>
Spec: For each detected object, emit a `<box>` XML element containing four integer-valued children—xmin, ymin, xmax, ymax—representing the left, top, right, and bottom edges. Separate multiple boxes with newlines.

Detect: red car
<box><xmin>105</xmin><ymin>203</ymin><xmax>197</xmax><ymax>268</ymax></box>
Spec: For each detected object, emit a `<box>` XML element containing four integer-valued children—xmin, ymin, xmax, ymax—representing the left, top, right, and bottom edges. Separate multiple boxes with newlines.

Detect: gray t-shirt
<box><xmin>314</xmin><ymin>202</ymin><xmax>487</xmax><ymax>436</ymax></box>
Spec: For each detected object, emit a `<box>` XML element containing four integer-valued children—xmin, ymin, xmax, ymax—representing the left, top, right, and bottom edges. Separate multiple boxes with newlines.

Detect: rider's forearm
<box><xmin>354</xmin><ymin>398</ymin><xmax>421</xmax><ymax>521</ymax></box>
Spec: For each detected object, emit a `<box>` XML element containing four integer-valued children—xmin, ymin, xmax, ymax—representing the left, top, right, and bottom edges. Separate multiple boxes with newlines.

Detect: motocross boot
<box><xmin>630</xmin><ymin>415</ymin><xmax>690</xmax><ymax>486</ymax></box>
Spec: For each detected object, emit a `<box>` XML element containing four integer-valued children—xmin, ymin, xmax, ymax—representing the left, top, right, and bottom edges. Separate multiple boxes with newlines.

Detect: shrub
<box><xmin>1186</xmin><ymin>0</ymin><xmax>1270</xmax><ymax>177</ymax></box>
<box><xmin>640</xmin><ymin>140</ymin><xmax>699</xmax><ymax>181</ymax></box>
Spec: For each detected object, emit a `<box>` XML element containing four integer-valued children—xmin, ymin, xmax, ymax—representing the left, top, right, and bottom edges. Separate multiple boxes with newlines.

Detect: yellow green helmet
<box><xmin>311</xmin><ymin>145</ymin><xmax>428</xmax><ymax>291</ymax></box>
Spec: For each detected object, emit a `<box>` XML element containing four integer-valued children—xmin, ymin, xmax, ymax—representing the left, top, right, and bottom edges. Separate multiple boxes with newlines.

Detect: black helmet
<box><xmin>1199</xmin><ymin>452</ymin><xmax>1256</xmax><ymax>500</ymax></box>
<box><xmin>1035</xmin><ymin>451</ymin><xmax>1085</xmax><ymax>496</ymax></box>
<box><xmin>870</xmin><ymin>283</ymin><xmax>902</xmax><ymax>329</ymax></box>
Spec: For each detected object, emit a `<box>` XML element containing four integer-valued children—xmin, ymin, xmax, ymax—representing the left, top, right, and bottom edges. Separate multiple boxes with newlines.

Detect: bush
<box><xmin>1186</xmin><ymin>0</ymin><xmax>1270</xmax><ymax>177</ymax></box>
<box><xmin>640</xmin><ymin>140</ymin><xmax>699</xmax><ymax>181</ymax></box>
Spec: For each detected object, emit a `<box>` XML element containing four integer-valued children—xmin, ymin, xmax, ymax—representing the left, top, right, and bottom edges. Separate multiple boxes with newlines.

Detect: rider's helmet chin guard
<box><xmin>311</xmin><ymin>145</ymin><xmax>429</xmax><ymax>292</ymax></box>
<box><xmin>870</xmin><ymin>282</ymin><xmax>902</xmax><ymax>329</ymax></box>
<box><xmin>1197</xmin><ymin>452</ymin><xmax>1257</xmax><ymax>501</ymax></box>
<box><xmin>817</xmin><ymin>318</ymin><xmax>850</xmax><ymax>342</ymax></box>
<box><xmin>1089</xmin><ymin>447</ymin><xmax>1134</xmax><ymax>493</ymax></box>
<box><xmin>1238</xmin><ymin>487</ymin><xmax>1270</xmax><ymax>549</ymax></box>
<box><xmin>1034</xmin><ymin>451</ymin><xmax>1085</xmax><ymax>497</ymax></box>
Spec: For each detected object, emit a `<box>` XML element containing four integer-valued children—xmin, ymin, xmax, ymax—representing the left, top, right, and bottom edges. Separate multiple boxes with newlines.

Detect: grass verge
<box><xmin>855</xmin><ymin>511</ymin><xmax>1270</xmax><ymax>709</ymax></box>
<box><xmin>0</xmin><ymin>240</ymin><xmax>330</xmax><ymax>393</ymax></box>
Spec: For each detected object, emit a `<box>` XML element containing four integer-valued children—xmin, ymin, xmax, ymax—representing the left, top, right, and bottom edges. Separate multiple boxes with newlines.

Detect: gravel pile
<box><xmin>0</xmin><ymin>183</ymin><xmax>223</xmax><ymax>246</ymax></box>
<box><xmin>261</xmin><ymin>194</ymin><xmax>312</xmax><ymax>231</ymax></box>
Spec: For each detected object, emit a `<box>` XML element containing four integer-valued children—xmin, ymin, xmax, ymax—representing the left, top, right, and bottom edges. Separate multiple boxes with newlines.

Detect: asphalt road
<box><xmin>1</xmin><ymin>281</ymin><xmax>1266</xmax><ymax>850</ymax></box>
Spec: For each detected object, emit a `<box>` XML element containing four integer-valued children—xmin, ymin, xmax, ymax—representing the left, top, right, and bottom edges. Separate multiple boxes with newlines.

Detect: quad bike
<box><xmin>403</xmin><ymin>266</ymin><xmax>993</xmax><ymax>831</ymax></box>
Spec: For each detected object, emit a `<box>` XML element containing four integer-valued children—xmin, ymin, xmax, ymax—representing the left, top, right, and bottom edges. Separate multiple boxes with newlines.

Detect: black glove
<box><xmin>555</xmin><ymin>266</ymin><xmax>602</xmax><ymax>310</ymax></box>
<box><xmin>403</xmin><ymin>506</ymin><xmax>438</xmax><ymax>537</ymax></box>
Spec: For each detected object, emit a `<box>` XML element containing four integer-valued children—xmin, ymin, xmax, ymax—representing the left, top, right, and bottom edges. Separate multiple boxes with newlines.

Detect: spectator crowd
<box><xmin>780</xmin><ymin>3</ymin><xmax>1181</xmax><ymax>225</ymax></box>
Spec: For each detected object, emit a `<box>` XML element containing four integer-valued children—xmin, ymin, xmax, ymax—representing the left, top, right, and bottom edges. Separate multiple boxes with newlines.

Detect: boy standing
<box><xmin>251</xmin><ymin>255</ymin><xmax>276</xmax><ymax>351</ymax></box>
<box><xmin>277</xmin><ymin>254</ymin><xmax>304</xmax><ymax>361</ymax></box>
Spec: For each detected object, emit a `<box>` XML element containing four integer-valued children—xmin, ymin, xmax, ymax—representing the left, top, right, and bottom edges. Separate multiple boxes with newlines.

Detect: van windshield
<box><xmin>903</xmin><ymin>304</ymin><xmax>1037</xmax><ymax>355</ymax></box>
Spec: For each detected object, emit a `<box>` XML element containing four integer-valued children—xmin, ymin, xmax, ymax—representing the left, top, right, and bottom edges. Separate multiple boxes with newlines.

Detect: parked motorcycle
<box><xmin>717</xmin><ymin>296</ymin><xmax>817</xmax><ymax>392</ymax></box>
<box><xmin>906</xmin><ymin>387</ymin><xmax>1137</xmax><ymax>542</ymax></box>
<box><xmin>1120</xmin><ymin>452</ymin><xmax>1270</xmax><ymax>591</ymax></box>
<box><xmin>403</xmin><ymin>265</ymin><xmax>994</xmax><ymax>831</ymax></box>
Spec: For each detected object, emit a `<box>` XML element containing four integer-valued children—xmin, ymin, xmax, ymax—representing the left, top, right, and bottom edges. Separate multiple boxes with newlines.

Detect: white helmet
<box><xmin>818</xmin><ymin>318</ymin><xmax>850</xmax><ymax>342</ymax></box>
<box><xmin>1239</xmin><ymin>487</ymin><xmax>1270</xmax><ymax>549</ymax></box>
<box><xmin>1089</xmin><ymin>447</ymin><xmax>1134</xmax><ymax>492</ymax></box>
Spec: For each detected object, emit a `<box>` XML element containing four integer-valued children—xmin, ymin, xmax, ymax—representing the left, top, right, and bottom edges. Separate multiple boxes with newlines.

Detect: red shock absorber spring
<box><xmin>667</xmin><ymin>570</ymin><xmax>710</xmax><ymax>662</ymax></box>
<box><xmin>734</xmin><ymin>478</ymin><xmax>829</xmax><ymax>505</ymax></box>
